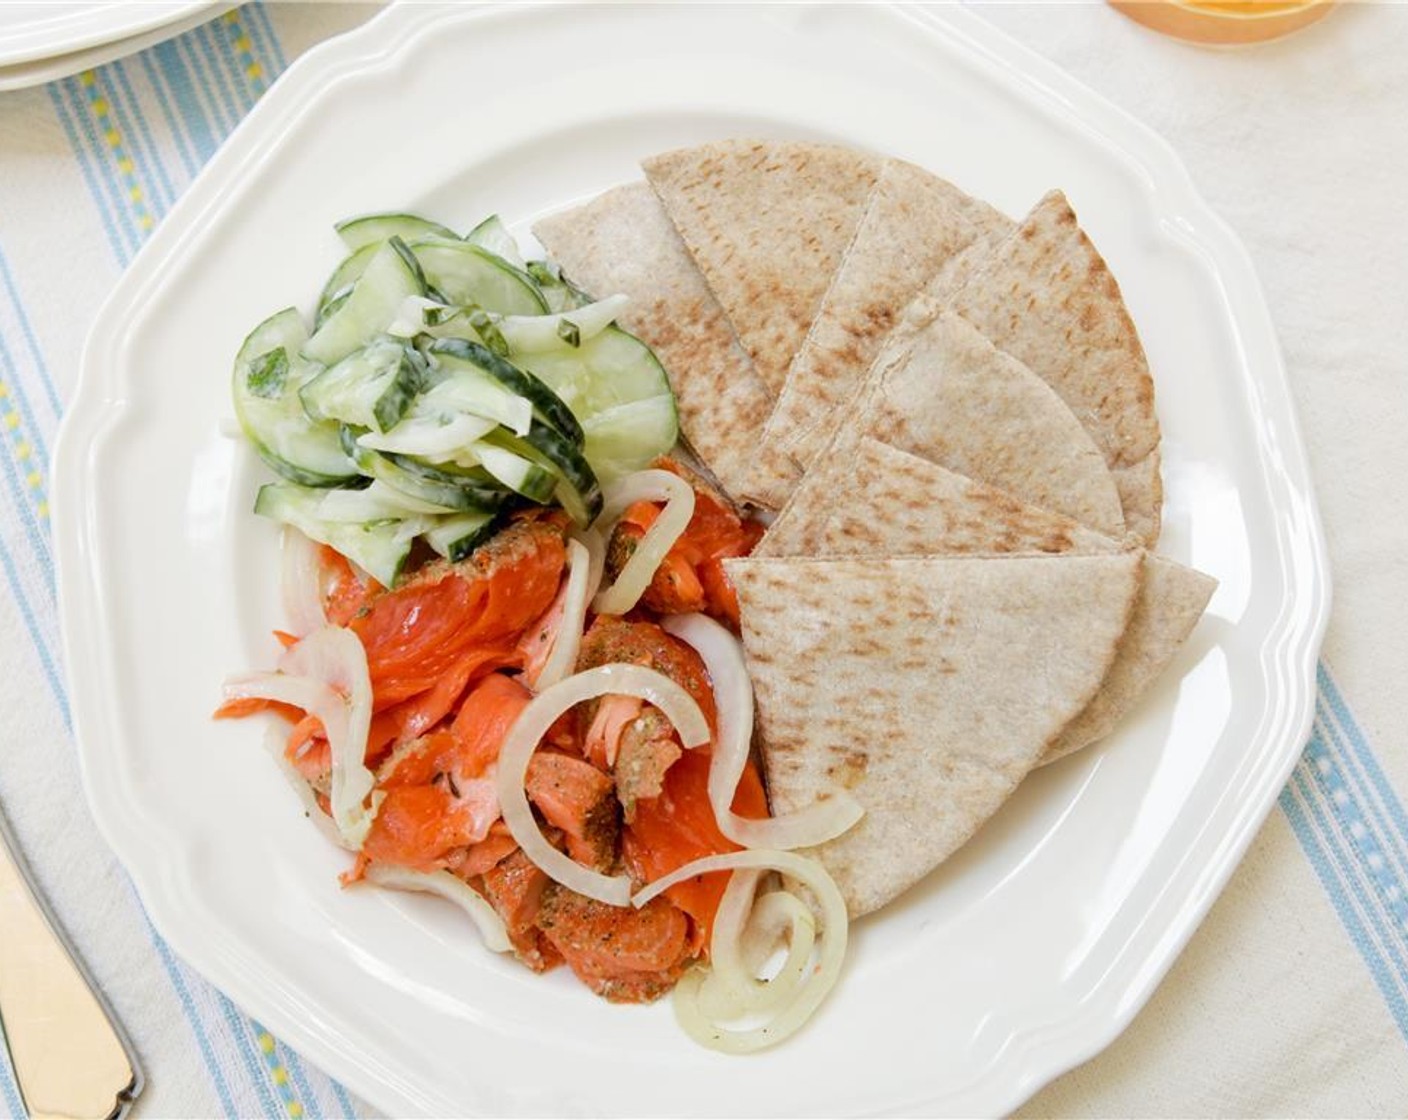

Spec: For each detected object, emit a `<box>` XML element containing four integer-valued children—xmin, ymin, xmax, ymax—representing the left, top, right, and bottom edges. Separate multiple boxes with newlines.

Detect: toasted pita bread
<box><xmin>532</xmin><ymin>183</ymin><xmax>772</xmax><ymax>501</ymax></box>
<box><xmin>947</xmin><ymin>190</ymin><xmax>1163</xmax><ymax>545</ymax></box>
<box><xmin>760</xmin><ymin>309</ymin><xmax>1126</xmax><ymax>542</ymax></box>
<box><xmin>743</xmin><ymin>160</ymin><xmax>1008</xmax><ymax>506</ymax></box>
<box><xmin>726</xmin><ymin>552</ymin><xmax>1142</xmax><ymax>917</ymax></box>
<box><xmin>642</xmin><ymin>139</ymin><xmax>881</xmax><ymax>397</ymax></box>
<box><xmin>757</xmin><ymin>436</ymin><xmax>1216</xmax><ymax>764</ymax></box>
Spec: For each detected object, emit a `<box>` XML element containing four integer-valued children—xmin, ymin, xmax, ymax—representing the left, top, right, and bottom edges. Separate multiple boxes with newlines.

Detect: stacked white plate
<box><xmin>0</xmin><ymin>1</ymin><xmax>224</xmax><ymax>90</ymax></box>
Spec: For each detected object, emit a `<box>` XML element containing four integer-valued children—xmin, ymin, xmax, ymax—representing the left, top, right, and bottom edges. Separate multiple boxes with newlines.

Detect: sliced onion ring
<box><xmin>633</xmin><ymin>850</ymin><xmax>849</xmax><ymax>1054</ymax></box>
<box><xmin>533</xmin><ymin>534</ymin><xmax>602</xmax><ymax>692</ymax></box>
<box><xmin>260</xmin><ymin>726</ymin><xmax>352</xmax><ymax>852</ymax></box>
<box><xmin>591</xmin><ymin>469</ymin><xmax>694</xmax><ymax>616</ymax></box>
<box><xmin>698</xmin><ymin>879</ymin><xmax>816</xmax><ymax>1021</ymax></box>
<box><xmin>361</xmin><ymin>863</ymin><xmax>511</xmax><ymax>953</ymax></box>
<box><xmin>662</xmin><ymin>613</ymin><xmax>863</xmax><ymax>849</ymax></box>
<box><xmin>280</xmin><ymin>526</ymin><xmax>327</xmax><ymax>638</ymax></box>
<box><xmin>224</xmin><ymin>627</ymin><xmax>379</xmax><ymax>848</ymax></box>
<box><xmin>496</xmin><ymin>663</ymin><xmax>711</xmax><ymax>906</ymax></box>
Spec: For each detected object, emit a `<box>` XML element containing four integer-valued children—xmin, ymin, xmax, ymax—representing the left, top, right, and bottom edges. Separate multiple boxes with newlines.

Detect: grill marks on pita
<box><xmin>726</xmin><ymin>553</ymin><xmax>1142</xmax><ymax>917</ymax></box>
<box><xmin>532</xmin><ymin>139</ymin><xmax>1215</xmax><ymax>918</ymax></box>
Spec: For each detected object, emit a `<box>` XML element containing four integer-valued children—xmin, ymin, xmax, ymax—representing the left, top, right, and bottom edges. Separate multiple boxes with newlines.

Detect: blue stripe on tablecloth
<box><xmin>1280</xmin><ymin>683</ymin><xmax>1408</xmax><ymax>1043</ymax></box>
<box><xmin>1319</xmin><ymin>664</ymin><xmax>1408</xmax><ymax>850</ymax></box>
<box><xmin>45</xmin><ymin>83</ymin><xmax>132</xmax><ymax>267</ymax></box>
<box><xmin>107</xmin><ymin>60</ymin><xmax>181</xmax><ymax>216</ymax></box>
<box><xmin>139</xmin><ymin>45</ymin><xmax>204</xmax><ymax>176</ymax></box>
<box><xmin>0</xmin><ymin>1041</ymin><xmax>25</xmax><ymax>1120</ymax></box>
<box><xmin>0</xmin><ymin>254</ymin><xmax>64</xmax><ymax>420</ymax></box>
<box><xmin>247</xmin><ymin>1</ymin><xmax>289</xmax><ymax>76</ymax></box>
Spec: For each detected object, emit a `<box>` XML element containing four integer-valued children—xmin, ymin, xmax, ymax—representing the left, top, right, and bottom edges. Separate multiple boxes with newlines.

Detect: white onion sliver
<box><xmin>662</xmin><ymin>613</ymin><xmax>863</xmax><ymax>849</ymax></box>
<box><xmin>279</xmin><ymin>627</ymin><xmax>378</xmax><ymax>848</ymax></box>
<box><xmin>280</xmin><ymin>527</ymin><xmax>327</xmax><ymax>638</ymax></box>
<box><xmin>534</xmin><ymin>536</ymin><xmax>601</xmax><ymax>692</ymax></box>
<box><xmin>498</xmin><ymin>294</ymin><xmax>629</xmax><ymax>353</ymax></box>
<box><xmin>592</xmin><ymin>470</ymin><xmax>694</xmax><ymax>616</ymax></box>
<box><xmin>260</xmin><ymin>727</ymin><xmax>352</xmax><ymax>852</ymax></box>
<box><xmin>635</xmin><ymin>850</ymin><xmax>848</xmax><ymax>1054</ymax></box>
<box><xmin>362</xmin><ymin>864</ymin><xmax>512</xmax><ymax>954</ymax></box>
<box><xmin>496</xmin><ymin>663</ymin><xmax>711</xmax><ymax>906</ymax></box>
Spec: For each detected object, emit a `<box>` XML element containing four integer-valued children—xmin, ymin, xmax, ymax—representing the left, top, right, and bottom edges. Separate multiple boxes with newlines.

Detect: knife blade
<box><xmin>0</xmin><ymin>804</ymin><xmax>142</xmax><ymax>1120</ymax></box>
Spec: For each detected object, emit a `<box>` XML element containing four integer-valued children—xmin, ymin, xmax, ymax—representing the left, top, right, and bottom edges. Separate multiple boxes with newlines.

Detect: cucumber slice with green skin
<box><xmin>465</xmin><ymin>215</ymin><xmax>526</xmax><ymax>270</ymax></box>
<box><xmin>423</xmin><ymin>509</ymin><xmax>501</xmax><ymax>563</ymax></box>
<box><xmin>427</xmin><ymin>337</ymin><xmax>583</xmax><ymax>447</ymax></box>
<box><xmin>299</xmin><ymin>337</ymin><xmax>424</xmax><ymax>433</ymax></box>
<box><xmin>518</xmin><ymin>324</ymin><xmax>672</xmax><ymax>418</ymax></box>
<box><xmin>255</xmin><ymin>482</ymin><xmax>411</xmax><ymax>588</ymax></box>
<box><xmin>316</xmin><ymin>242</ymin><xmax>378</xmax><ymax>323</ymax></box>
<box><xmin>527</xmin><ymin>260</ymin><xmax>593</xmax><ymax>313</ymax></box>
<box><xmin>303</xmin><ymin>240</ymin><xmax>426</xmax><ymax>367</ymax></box>
<box><xmin>340</xmin><ymin>426</ymin><xmax>508</xmax><ymax>513</ymax></box>
<box><xmin>484</xmin><ymin>419</ymin><xmax>601</xmax><ymax>527</ymax></box>
<box><xmin>470</xmin><ymin>442</ymin><xmax>557</xmax><ymax>504</ymax></box>
<box><xmin>409</xmin><ymin>239</ymin><xmax>547</xmax><ymax>315</ymax></box>
<box><xmin>416</xmin><ymin>366</ymin><xmax>533</xmax><ymax>436</ymax></box>
<box><xmin>581</xmin><ymin>394</ymin><xmax>680</xmax><ymax>483</ymax></box>
<box><xmin>317</xmin><ymin>479</ymin><xmax>460</xmax><ymax>522</ymax></box>
<box><xmin>232</xmin><ymin>308</ymin><xmax>359</xmax><ymax>487</ymax></box>
<box><xmin>336</xmin><ymin>212</ymin><xmax>457</xmax><ymax>252</ymax></box>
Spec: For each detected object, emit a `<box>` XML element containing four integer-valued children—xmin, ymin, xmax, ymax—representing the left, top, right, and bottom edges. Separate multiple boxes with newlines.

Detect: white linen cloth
<box><xmin>0</xmin><ymin>3</ymin><xmax>1403</xmax><ymax>1116</ymax></box>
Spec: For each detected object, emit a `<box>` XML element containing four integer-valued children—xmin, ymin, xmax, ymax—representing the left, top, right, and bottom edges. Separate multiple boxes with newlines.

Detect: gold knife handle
<box><xmin>0</xmin><ymin>814</ymin><xmax>140</xmax><ymax>1120</ymax></box>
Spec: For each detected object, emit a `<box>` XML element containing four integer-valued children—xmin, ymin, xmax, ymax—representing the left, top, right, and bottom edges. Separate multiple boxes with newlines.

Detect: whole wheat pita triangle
<box><xmin>532</xmin><ymin>183</ymin><xmax>772</xmax><ymax>501</ymax></box>
<box><xmin>726</xmin><ymin>551</ymin><xmax>1141</xmax><ymax>917</ymax></box>
<box><xmin>758</xmin><ymin>436</ymin><xmax>1216</xmax><ymax>765</ymax></box>
<box><xmin>946</xmin><ymin>189</ymin><xmax>1163</xmax><ymax>545</ymax></box>
<box><xmin>741</xmin><ymin>158</ymin><xmax>1010</xmax><ymax>508</ymax></box>
<box><xmin>642</xmin><ymin>139</ymin><xmax>881</xmax><ymax>398</ymax></box>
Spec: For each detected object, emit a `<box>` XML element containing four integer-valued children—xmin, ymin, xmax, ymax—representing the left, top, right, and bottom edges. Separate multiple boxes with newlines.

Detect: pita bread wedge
<box><xmin>533</xmin><ymin>183</ymin><xmax>772</xmax><ymax>501</ymax></box>
<box><xmin>642</xmin><ymin>139</ymin><xmax>881</xmax><ymax>397</ymax></box>
<box><xmin>947</xmin><ymin>190</ymin><xmax>1163</xmax><ymax>545</ymax></box>
<box><xmin>725</xmin><ymin>552</ymin><xmax>1141</xmax><ymax>917</ymax></box>
<box><xmin>758</xmin><ymin>436</ymin><xmax>1216</xmax><ymax>764</ymax></box>
<box><xmin>743</xmin><ymin>160</ymin><xmax>1008</xmax><ymax>507</ymax></box>
<box><xmin>757</xmin><ymin>309</ymin><xmax>1126</xmax><ymax>545</ymax></box>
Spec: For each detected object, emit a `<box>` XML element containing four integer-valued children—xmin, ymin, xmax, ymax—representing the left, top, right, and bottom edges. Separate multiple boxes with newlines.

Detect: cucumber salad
<box><xmin>230</xmin><ymin>212</ymin><xmax>679</xmax><ymax>587</ymax></box>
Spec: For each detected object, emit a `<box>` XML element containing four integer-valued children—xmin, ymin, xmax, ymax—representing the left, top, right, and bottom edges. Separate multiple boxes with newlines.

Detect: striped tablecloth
<box><xmin>0</xmin><ymin>3</ymin><xmax>1404</xmax><ymax>1116</ymax></box>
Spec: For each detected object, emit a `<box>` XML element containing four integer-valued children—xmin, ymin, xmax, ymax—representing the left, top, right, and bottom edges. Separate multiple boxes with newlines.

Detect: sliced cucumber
<box><xmin>465</xmin><ymin>214</ymin><xmax>527</xmax><ymax>270</ymax></box>
<box><xmin>410</xmin><ymin>239</ymin><xmax>547</xmax><ymax>315</ymax></box>
<box><xmin>416</xmin><ymin>367</ymin><xmax>532</xmax><ymax>436</ymax></box>
<box><xmin>340</xmin><ymin>427</ymin><xmax>507</xmax><ymax>513</ymax></box>
<box><xmin>424</xmin><ymin>509</ymin><xmax>501</xmax><ymax>563</ymax></box>
<box><xmin>518</xmin><ymin>324</ymin><xmax>672</xmax><ymax>418</ymax></box>
<box><xmin>526</xmin><ymin>260</ymin><xmax>593</xmax><ymax>313</ymax></box>
<box><xmin>484</xmin><ymin>420</ymin><xmax>601</xmax><ymax>526</ymax></box>
<box><xmin>255</xmin><ymin>482</ymin><xmax>410</xmax><ymax>588</ymax></box>
<box><xmin>232</xmin><ymin>308</ymin><xmax>359</xmax><ymax>487</ymax></box>
<box><xmin>317</xmin><ymin>479</ymin><xmax>460</xmax><ymax>522</ymax></box>
<box><xmin>427</xmin><ymin>337</ymin><xmax>582</xmax><ymax>446</ymax></box>
<box><xmin>581</xmin><ymin>395</ymin><xmax>680</xmax><ymax>482</ymax></box>
<box><xmin>336</xmin><ymin>212</ymin><xmax>457</xmax><ymax>252</ymax></box>
<box><xmin>299</xmin><ymin>337</ymin><xmax>423</xmax><ymax>433</ymax></box>
<box><xmin>304</xmin><ymin>240</ymin><xmax>426</xmax><ymax>367</ymax></box>
<box><xmin>471</xmin><ymin>442</ymin><xmax>557</xmax><ymax>504</ymax></box>
<box><xmin>316</xmin><ymin>242</ymin><xmax>378</xmax><ymax>324</ymax></box>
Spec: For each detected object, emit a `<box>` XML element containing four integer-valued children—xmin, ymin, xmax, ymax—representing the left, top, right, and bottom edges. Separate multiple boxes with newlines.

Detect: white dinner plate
<box><xmin>0</xmin><ymin>2</ymin><xmax>222</xmax><ymax>88</ymax></box>
<box><xmin>53</xmin><ymin>3</ymin><xmax>1330</xmax><ymax>1115</ymax></box>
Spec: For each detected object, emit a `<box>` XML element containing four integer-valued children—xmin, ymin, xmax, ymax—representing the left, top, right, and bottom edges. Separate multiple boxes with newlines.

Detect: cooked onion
<box><xmin>592</xmin><ymin>470</ymin><xmax>694</xmax><ymax>616</ymax></box>
<box><xmin>533</xmin><ymin>535</ymin><xmax>601</xmax><ymax>691</ymax></box>
<box><xmin>662</xmin><ymin>613</ymin><xmax>863</xmax><ymax>849</ymax></box>
<box><xmin>280</xmin><ymin>526</ymin><xmax>327</xmax><ymax>638</ymax></box>
<box><xmin>362</xmin><ymin>863</ymin><xmax>511</xmax><ymax>953</ymax></box>
<box><xmin>633</xmin><ymin>850</ymin><xmax>849</xmax><ymax>1053</ymax></box>
<box><xmin>496</xmin><ymin>664</ymin><xmax>710</xmax><ymax>906</ymax></box>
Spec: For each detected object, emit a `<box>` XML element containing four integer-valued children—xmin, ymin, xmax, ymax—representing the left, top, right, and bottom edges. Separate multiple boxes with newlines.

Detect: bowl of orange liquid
<box><xmin>1111</xmin><ymin>1</ymin><xmax>1335</xmax><ymax>45</ymax></box>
